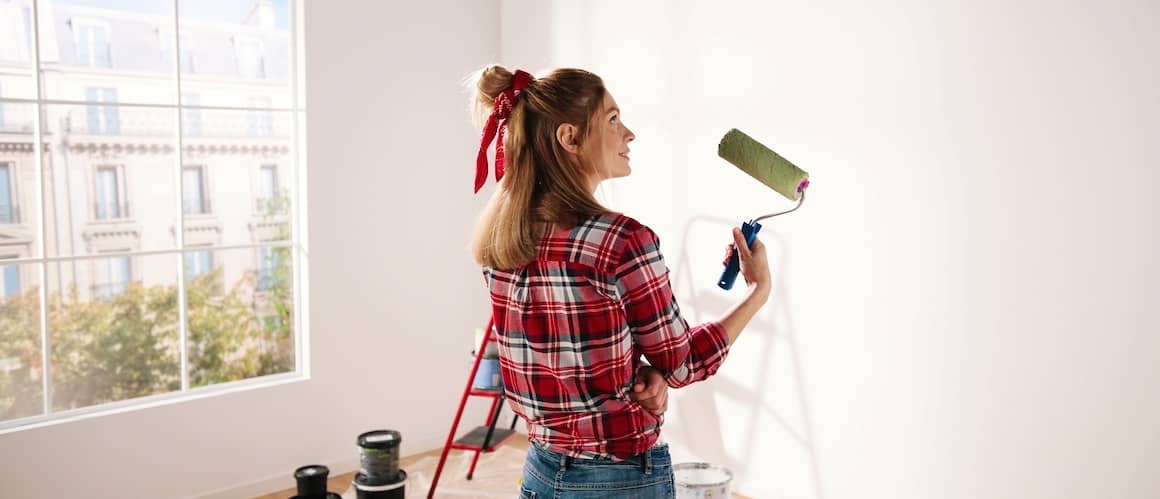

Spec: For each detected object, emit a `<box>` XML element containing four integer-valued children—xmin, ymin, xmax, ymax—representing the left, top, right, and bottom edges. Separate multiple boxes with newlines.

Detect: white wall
<box><xmin>0</xmin><ymin>1</ymin><xmax>503</xmax><ymax>497</ymax></box>
<box><xmin>3</xmin><ymin>1</ymin><xmax>1156</xmax><ymax>498</ymax></box>
<box><xmin>503</xmin><ymin>1</ymin><xmax>1160</xmax><ymax>498</ymax></box>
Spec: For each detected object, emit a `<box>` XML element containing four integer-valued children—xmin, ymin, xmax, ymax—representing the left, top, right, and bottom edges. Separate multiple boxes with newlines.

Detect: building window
<box><xmin>85</xmin><ymin>87</ymin><xmax>119</xmax><ymax>134</ymax></box>
<box><xmin>94</xmin><ymin>256</ymin><xmax>131</xmax><ymax>300</ymax></box>
<box><xmin>248</xmin><ymin>96</ymin><xmax>272</xmax><ymax>136</ymax></box>
<box><xmin>180</xmin><ymin>32</ymin><xmax>195</xmax><ymax>73</ymax></box>
<box><xmin>256</xmin><ymin>164</ymin><xmax>279</xmax><ymax>212</ymax></box>
<box><xmin>94</xmin><ymin>166</ymin><xmax>124</xmax><ymax>220</ymax></box>
<box><xmin>234</xmin><ymin>36</ymin><xmax>265</xmax><ymax>79</ymax></box>
<box><xmin>0</xmin><ymin>163</ymin><xmax>14</xmax><ymax>224</ymax></box>
<box><xmin>184</xmin><ymin>250</ymin><xmax>213</xmax><ymax>279</ymax></box>
<box><xmin>0</xmin><ymin>3</ymin><xmax>33</xmax><ymax>62</ymax></box>
<box><xmin>182</xmin><ymin>166</ymin><xmax>209</xmax><ymax>215</ymax></box>
<box><xmin>182</xmin><ymin>93</ymin><xmax>202</xmax><ymax>136</ymax></box>
<box><xmin>1</xmin><ymin>264</ymin><xmax>19</xmax><ymax>298</ymax></box>
<box><xmin>73</xmin><ymin>19</ymin><xmax>112</xmax><ymax>68</ymax></box>
<box><xmin>257</xmin><ymin>247</ymin><xmax>280</xmax><ymax>291</ymax></box>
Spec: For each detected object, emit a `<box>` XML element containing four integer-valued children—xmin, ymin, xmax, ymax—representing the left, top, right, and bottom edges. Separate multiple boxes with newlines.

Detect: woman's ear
<box><xmin>556</xmin><ymin>123</ymin><xmax>580</xmax><ymax>154</ymax></box>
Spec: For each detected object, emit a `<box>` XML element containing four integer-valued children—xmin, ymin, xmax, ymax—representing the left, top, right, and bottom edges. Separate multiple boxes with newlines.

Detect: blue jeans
<box><xmin>520</xmin><ymin>442</ymin><xmax>675</xmax><ymax>498</ymax></box>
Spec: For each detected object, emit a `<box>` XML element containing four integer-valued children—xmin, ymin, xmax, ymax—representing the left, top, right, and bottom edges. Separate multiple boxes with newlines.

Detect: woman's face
<box><xmin>586</xmin><ymin>92</ymin><xmax>635</xmax><ymax>185</ymax></box>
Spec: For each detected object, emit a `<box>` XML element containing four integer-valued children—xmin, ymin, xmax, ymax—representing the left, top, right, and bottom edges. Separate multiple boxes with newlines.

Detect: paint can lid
<box><xmin>358</xmin><ymin>429</ymin><xmax>402</xmax><ymax>449</ymax></box>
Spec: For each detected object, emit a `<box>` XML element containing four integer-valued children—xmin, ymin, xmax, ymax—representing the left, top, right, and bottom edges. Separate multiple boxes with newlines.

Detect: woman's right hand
<box><xmin>727</xmin><ymin>227</ymin><xmax>771</xmax><ymax>296</ymax></box>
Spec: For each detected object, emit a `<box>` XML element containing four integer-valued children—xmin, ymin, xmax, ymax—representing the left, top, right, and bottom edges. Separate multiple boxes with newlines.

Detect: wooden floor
<box><xmin>256</xmin><ymin>435</ymin><xmax>749</xmax><ymax>498</ymax></box>
<box><xmin>256</xmin><ymin>437</ymin><xmax>533</xmax><ymax>499</ymax></box>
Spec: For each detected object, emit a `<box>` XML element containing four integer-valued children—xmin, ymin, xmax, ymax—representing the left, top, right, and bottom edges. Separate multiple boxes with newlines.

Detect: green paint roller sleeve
<box><xmin>718</xmin><ymin>128</ymin><xmax>809</xmax><ymax>201</ymax></box>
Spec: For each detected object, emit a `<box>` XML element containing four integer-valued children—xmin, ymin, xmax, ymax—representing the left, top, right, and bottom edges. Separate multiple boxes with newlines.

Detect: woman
<box><xmin>470</xmin><ymin>65</ymin><xmax>770</xmax><ymax>498</ymax></box>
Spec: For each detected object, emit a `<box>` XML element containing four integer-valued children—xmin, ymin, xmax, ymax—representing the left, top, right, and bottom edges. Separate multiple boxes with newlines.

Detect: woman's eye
<box><xmin>611</xmin><ymin>115</ymin><xmax>619</xmax><ymax>123</ymax></box>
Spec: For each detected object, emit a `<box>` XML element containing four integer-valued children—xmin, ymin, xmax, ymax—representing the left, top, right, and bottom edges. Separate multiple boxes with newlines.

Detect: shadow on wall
<box><xmin>668</xmin><ymin>214</ymin><xmax>825</xmax><ymax>499</ymax></box>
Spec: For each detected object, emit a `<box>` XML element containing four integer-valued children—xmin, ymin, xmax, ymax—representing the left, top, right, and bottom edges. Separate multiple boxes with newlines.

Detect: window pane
<box><xmin>47</xmin><ymin>253</ymin><xmax>180</xmax><ymax>411</ymax></box>
<box><xmin>43</xmin><ymin>104</ymin><xmax>178</xmax><ymax>258</ymax></box>
<box><xmin>181</xmin><ymin>166</ymin><xmax>206</xmax><ymax>215</ymax></box>
<box><xmin>179</xmin><ymin>0</ymin><xmax>291</xmax><ymax>108</ymax></box>
<box><xmin>183</xmin><ymin>109</ymin><xmax>293</xmax><ymax>247</ymax></box>
<box><xmin>0</xmin><ymin>101</ymin><xmax>40</xmax><ymax>262</ymax></box>
<box><xmin>185</xmin><ymin>246</ymin><xmax>293</xmax><ymax>387</ymax></box>
<box><xmin>0</xmin><ymin>2</ymin><xmax>36</xmax><ymax>99</ymax></box>
<box><xmin>38</xmin><ymin>0</ymin><xmax>176</xmax><ymax>105</ymax></box>
<box><xmin>0</xmin><ymin>262</ymin><xmax>43</xmax><ymax>423</ymax></box>
<box><xmin>181</xmin><ymin>93</ymin><xmax>201</xmax><ymax>136</ymax></box>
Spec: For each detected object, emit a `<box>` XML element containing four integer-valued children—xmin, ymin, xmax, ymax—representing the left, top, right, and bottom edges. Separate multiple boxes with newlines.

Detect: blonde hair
<box><xmin>468</xmin><ymin>65</ymin><xmax>612</xmax><ymax>269</ymax></box>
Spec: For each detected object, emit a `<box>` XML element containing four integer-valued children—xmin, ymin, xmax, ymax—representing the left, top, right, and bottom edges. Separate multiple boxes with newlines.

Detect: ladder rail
<box><xmin>427</xmin><ymin>317</ymin><xmax>495</xmax><ymax>499</ymax></box>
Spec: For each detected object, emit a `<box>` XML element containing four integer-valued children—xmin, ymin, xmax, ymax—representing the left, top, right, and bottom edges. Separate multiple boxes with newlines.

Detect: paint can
<box><xmin>354</xmin><ymin>469</ymin><xmax>407</xmax><ymax>499</ymax></box>
<box><xmin>673</xmin><ymin>462</ymin><xmax>734</xmax><ymax>499</ymax></box>
<box><xmin>473</xmin><ymin>357</ymin><xmax>502</xmax><ymax>389</ymax></box>
<box><xmin>357</xmin><ymin>430</ymin><xmax>402</xmax><ymax>485</ymax></box>
<box><xmin>290</xmin><ymin>464</ymin><xmax>342</xmax><ymax>499</ymax></box>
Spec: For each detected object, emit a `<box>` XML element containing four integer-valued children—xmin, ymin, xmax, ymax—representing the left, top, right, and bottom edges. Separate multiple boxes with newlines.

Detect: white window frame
<box><xmin>0</xmin><ymin>0</ymin><xmax>306</xmax><ymax>434</ymax></box>
<box><xmin>71</xmin><ymin>17</ymin><xmax>112</xmax><ymax>68</ymax></box>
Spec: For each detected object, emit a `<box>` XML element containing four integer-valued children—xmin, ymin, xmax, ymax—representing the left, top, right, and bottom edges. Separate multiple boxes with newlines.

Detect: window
<box><xmin>182</xmin><ymin>93</ymin><xmax>202</xmax><ymax>136</ymax></box>
<box><xmin>85</xmin><ymin>87</ymin><xmax>119</xmax><ymax>134</ymax></box>
<box><xmin>0</xmin><ymin>3</ymin><xmax>32</xmax><ymax>62</ymax></box>
<box><xmin>257</xmin><ymin>164</ymin><xmax>279</xmax><ymax>212</ymax></box>
<box><xmin>182</xmin><ymin>166</ymin><xmax>209</xmax><ymax>215</ymax></box>
<box><xmin>1</xmin><ymin>264</ymin><xmax>19</xmax><ymax>298</ymax></box>
<box><xmin>234</xmin><ymin>36</ymin><xmax>265</xmax><ymax>79</ymax></box>
<box><xmin>73</xmin><ymin>19</ymin><xmax>111</xmax><ymax>68</ymax></box>
<box><xmin>249</xmin><ymin>96</ymin><xmax>272</xmax><ymax>136</ymax></box>
<box><xmin>0</xmin><ymin>1</ymin><xmax>304</xmax><ymax>429</ymax></box>
<box><xmin>184</xmin><ymin>250</ymin><xmax>212</xmax><ymax>279</ymax></box>
<box><xmin>94</xmin><ymin>166</ymin><xmax>123</xmax><ymax>220</ymax></box>
<box><xmin>94</xmin><ymin>256</ymin><xmax>131</xmax><ymax>300</ymax></box>
<box><xmin>0</xmin><ymin>163</ymin><xmax>14</xmax><ymax>224</ymax></box>
<box><xmin>257</xmin><ymin>247</ymin><xmax>281</xmax><ymax>291</ymax></box>
<box><xmin>174</xmin><ymin>32</ymin><xmax>194</xmax><ymax>73</ymax></box>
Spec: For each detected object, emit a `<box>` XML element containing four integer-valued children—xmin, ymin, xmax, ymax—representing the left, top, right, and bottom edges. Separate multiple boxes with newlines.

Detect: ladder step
<box><xmin>469</xmin><ymin>386</ymin><xmax>503</xmax><ymax>397</ymax></box>
<box><xmin>452</xmin><ymin>426</ymin><xmax>516</xmax><ymax>452</ymax></box>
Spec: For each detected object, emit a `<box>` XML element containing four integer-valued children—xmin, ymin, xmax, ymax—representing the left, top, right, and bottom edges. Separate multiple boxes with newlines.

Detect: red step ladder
<box><xmin>427</xmin><ymin>317</ymin><xmax>519</xmax><ymax>498</ymax></box>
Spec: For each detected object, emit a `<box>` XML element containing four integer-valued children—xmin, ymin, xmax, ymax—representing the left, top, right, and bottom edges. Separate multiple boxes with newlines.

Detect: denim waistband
<box><xmin>530</xmin><ymin>442</ymin><xmax>671</xmax><ymax>474</ymax></box>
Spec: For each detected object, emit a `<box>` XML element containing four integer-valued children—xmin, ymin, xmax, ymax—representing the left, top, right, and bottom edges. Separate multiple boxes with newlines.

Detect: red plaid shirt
<box><xmin>484</xmin><ymin>213</ymin><xmax>730</xmax><ymax>460</ymax></box>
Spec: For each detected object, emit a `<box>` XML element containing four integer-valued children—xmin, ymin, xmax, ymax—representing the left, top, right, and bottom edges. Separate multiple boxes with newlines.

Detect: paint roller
<box><xmin>717</xmin><ymin>128</ymin><xmax>810</xmax><ymax>290</ymax></box>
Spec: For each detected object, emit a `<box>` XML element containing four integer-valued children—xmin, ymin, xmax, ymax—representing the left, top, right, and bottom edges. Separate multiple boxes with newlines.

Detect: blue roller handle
<box><xmin>718</xmin><ymin>221</ymin><xmax>762</xmax><ymax>290</ymax></box>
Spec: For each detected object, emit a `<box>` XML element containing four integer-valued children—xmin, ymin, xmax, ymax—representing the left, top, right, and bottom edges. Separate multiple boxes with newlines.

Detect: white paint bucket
<box><xmin>673</xmin><ymin>462</ymin><xmax>733</xmax><ymax>498</ymax></box>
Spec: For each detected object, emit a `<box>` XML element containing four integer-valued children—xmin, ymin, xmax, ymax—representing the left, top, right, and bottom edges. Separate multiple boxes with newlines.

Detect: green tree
<box><xmin>0</xmin><ymin>239</ymin><xmax>294</xmax><ymax>420</ymax></box>
<box><xmin>0</xmin><ymin>288</ymin><xmax>44</xmax><ymax>420</ymax></box>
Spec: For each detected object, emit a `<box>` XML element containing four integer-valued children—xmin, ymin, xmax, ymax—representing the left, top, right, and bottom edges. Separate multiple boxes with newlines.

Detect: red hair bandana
<box><xmin>475</xmin><ymin>69</ymin><xmax>534</xmax><ymax>193</ymax></box>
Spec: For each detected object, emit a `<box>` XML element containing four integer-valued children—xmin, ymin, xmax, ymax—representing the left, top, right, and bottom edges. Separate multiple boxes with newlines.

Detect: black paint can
<box><xmin>354</xmin><ymin>469</ymin><xmax>407</xmax><ymax>499</ymax></box>
<box><xmin>357</xmin><ymin>429</ymin><xmax>402</xmax><ymax>485</ymax></box>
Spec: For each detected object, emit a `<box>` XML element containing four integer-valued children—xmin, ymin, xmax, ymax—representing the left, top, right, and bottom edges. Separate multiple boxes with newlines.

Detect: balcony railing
<box><xmin>64</xmin><ymin>107</ymin><xmax>291</xmax><ymax>138</ymax></box>
<box><xmin>92</xmin><ymin>282</ymin><xmax>128</xmax><ymax>301</ymax></box>
<box><xmin>183</xmin><ymin>198</ymin><xmax>213</xmax><ymax>216</ymax></box>
<box><xmin>93</xmin><ymin>202</ymin><xmax>131</xmax><ymax>221</ymax></box>
<box><xmin>0</xmin><ymin>105</ymin><xmax>34</xmax><ymax>133</ymax></box>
